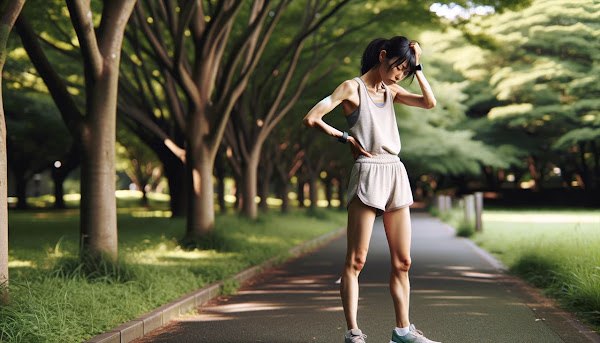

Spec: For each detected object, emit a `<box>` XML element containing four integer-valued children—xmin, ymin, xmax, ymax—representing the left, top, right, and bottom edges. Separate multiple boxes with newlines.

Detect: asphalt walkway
<box><xmin>132</xmin><ymin>212</ymin><xmax>599</xmax><ymax>343</ymax></box>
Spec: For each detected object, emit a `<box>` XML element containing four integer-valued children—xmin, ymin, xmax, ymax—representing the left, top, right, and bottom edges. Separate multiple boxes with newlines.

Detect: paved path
<box><xmin>132</xmin><ymin>213</ymin><xmax>599</xmax><ymax>343</ymax></box>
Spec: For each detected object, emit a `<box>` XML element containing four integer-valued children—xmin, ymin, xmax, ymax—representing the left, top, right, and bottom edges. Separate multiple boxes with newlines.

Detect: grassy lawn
<box><xmin>1</xmin><ymin>203</ymin><xmax>346</xmax><ymax>343</ymax></box>
<box><xmin>438</xmin><ymin>207</ymin><xmax>600</xmax><ymax>331</ymax></box>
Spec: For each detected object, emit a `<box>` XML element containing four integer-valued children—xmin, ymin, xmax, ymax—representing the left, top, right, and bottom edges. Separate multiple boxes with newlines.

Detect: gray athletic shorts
<box><xmin>346</xmin><ymin>154</ymin><xmax>414</xmax><ymax>217</ymax></box>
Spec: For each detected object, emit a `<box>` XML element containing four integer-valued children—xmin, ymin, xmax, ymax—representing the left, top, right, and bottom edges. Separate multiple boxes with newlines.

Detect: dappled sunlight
<box><xmin>483</xmin><ymin>213</ymin><xmax>600</xmax><ymax>223</ymax></box>
<box><xmin>290</xmin><ymin>278</ymin><xmax>322</xmax><ymax>284</ymax></box>
<box><xmin>245</xmin><ymin>235</ymin><xmax>285</xmax><ymax>245</ymax></box>
<box><xmin>411</xmin><ymin>289</ymin><xmax>447</xmax><ymax>294</ymax></box>
<box><xmin>464</xmin><ymin>312</ymin><xmax>489</xmax><ymax>316</ymax></box>
<box><xmin>204</xmin><ymin>302</ymin><xmax>284</xmax><ymax>313</ymax></box>
<box><xmin>8</xmin><ymin>260</ymin><xmax>34</xmax><ymax>268</ymax></box>
<box><xmin>312</xmin><ymin>296</ymin><xmax>340</xmax><ymax>301</ymax></box>
<box><xmin>238</xmin><ymin>289</ymin><xmax>325</xmax><ymax>295</ymax></box>
<box><xmin>459</xmin><ymin>271</ymin><xmax>499</xmax><ymax>279</ymax></box>
<box><xmin>29</xmin><ymin>209</ymin><xmax>79</xmax><ymax>219</ymax></box>
<box><xmin>128</xmin><ymin>248</ymin><xmax>238</xmax><ymax>266</ymax></box>
<box><xmin>413</xmin><ymin>275</ymin><xmax>497</xmax><ymax>283</ymax></box>
<box><xmin>424</xmin><ymin>295</ymin><xmax>488</xmax><ymax>300</ymax></box>
<box><xmin>318</xmin><ymin>306</ymin><xmax>344</xmax><ymax>312</ymax></box>
<box><xmin>131</xmin><ymin>210</ymin><xmax>172</xmax><ymax>218</ymax></box>
<box><xmin>179</xmin><ymin>313</ymin><xmax>234</xmax><ymax>322</ymax></box>
<box><xmin>443</xmin><ymin>265</ymin><xmax>474</xmax><ymax>271</ymax></box>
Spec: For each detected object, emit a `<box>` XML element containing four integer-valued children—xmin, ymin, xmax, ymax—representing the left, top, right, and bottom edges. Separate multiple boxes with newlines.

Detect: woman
<box><xmin>302</xmin><ymin>36</ymin><xmax>440</xmax><ymax>343</ymax></box>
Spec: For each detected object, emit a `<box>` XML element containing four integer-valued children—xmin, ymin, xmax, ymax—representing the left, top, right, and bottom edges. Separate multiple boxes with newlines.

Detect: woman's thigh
<box><xmin>346</xmin><ymin>197</ymin><xmax>377</xmax><ymax>258</ymax></box>
<box><xmin>382</xmin><ymin>206</ymin><xmax>412</xmax><ymax>265</ymax></box>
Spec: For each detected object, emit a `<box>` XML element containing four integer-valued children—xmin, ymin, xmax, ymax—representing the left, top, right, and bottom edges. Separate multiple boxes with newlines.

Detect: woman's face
<box><xmin>381</xmin><ymin>57</ymin><xmax>410</xmax><ymax>85</ymax></box>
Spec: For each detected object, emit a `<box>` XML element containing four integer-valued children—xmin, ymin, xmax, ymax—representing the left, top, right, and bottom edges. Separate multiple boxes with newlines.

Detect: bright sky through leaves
<box><xmin>430</xmin><ymin>2</ymin><xmax>495</xmax><ymax>20</ymax></box>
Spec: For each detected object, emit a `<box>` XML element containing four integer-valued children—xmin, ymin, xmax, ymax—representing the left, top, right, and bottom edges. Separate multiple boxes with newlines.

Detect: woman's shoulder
<box><xmin>335</xmin><ymin>78</ymin><xmax>360</xmax><ymax>95</ymax></box>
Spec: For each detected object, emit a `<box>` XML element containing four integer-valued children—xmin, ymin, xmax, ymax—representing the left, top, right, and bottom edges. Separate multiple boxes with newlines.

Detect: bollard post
<box><xmin>463</xmin><ymin>194</ymin><xmax>475</xmax><ymax>226</ymax></box>
<box><xmin>437</xmin><ymin>195</ymin><xmax>445</xmax><ymax>211</ymax></box>
<box><xmin>444</xmin><ymin>195</ymin><xmax>452</xmax><ymax>211</ymax></box>
<box><xmin>475</xmin><ymin>192</ymin><xmax>483</xmax><ymax>232</ymax></box>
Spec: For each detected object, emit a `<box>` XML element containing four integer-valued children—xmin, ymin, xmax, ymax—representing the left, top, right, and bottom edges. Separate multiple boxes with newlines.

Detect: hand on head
<box><xmin>409</xmin><ymin>41</ymin><xmax>421</xmax><ymax>65</ymax></box>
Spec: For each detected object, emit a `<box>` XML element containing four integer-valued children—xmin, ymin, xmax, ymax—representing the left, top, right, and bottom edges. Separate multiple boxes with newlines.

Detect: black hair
<box><xmin>360</xmin><ymin>36</ymin><xmax>417</xmax><ymax>82</ymax></box>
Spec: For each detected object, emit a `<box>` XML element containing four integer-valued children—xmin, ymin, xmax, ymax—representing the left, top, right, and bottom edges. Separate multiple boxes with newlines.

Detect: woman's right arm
<box><xmin>302</xmin><ymin>80</ymin><xmax>372</xmax><ymax>159</ymax></box>
<box><xmin>302</xmin><ymin>80</ymin><xmax>354</xmax><ymax>139</ymax></box>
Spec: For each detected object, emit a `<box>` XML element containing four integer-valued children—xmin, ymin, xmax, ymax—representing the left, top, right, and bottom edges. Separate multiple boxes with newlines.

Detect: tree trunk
<box><xmin>578</xmin><ymin>142</ymin><xmax>590</xmax><ymax>191</ymax></box>
<box><xmin>280</xmin><ymin>179</ymin><xmax>290</xmax><ymax>213</ymax></box>
<box><xmin>259</xmin><ymin>176</ymin><xmax>270</xmax><ymax>212</ymax></box>
<box><xmin>234</xmin><ymin>173</ymin><xmax>242</xmax><ymax>211</ymax></box>
<box><xmin>15</xmin><ymin>171</ymin><xmax>27</xmax><ymax>210</ymax></box>
<box><xmin>309</xmin><ymin>175</ymin><xmax>318</xmax><ymax>210</ymax></box>
<box><xmin>338</xmin><ymin>172</ymin><xmax>346</xmax><ymax>210</ymax></box>
<box><xmin>214</xmin><ymin>150</ymin><xmax>226</xmax><ymax>214</ymax></box>
<box><xmin>140</xmin><ymin>187</ymin><xmax>148</xmax><ymax>207</ymax></box>
<box><xmin>591</xmin><ymin>141</ymin><xmax>599</xmax><ymax>190</ymax></box>
<box><xmin>51</xmin><ymin>170</ymin><xmax>66</xmax><ymax>209</ymax></box>
<box><xmin>258</xmin><ymin>150</ymin><xmax>273</xmax><ymax>213</ymax></box>
<box><xmin>79</xmin><ymin>74</ymin><xmax>118</xmax><ymax>262</ymax></box>
<box><xmin>185</xmin><ymin>145</ymin><xmax>215</xmax><ymax>240</ymax></box>
<box><xmin>325</xmin><ymin>178</ymin><xmax>332</xmax><ymax>208</ymax></box>
<box><xmin>242</xmin><ymin>155</ymin><xmax>259</xmax><ymax>219</ymax></box>
<box><xmin>74</xmin><ymin>0</ymin><xmax>136</xmax><ymax>263</ymax></box>
<box><xmin>297</xmin><ymin>180</ymin><xmax>305</xmax><ymax>208</ymax></box>
<box><xmin>163</xmin><ymin>158</ymin><xmax>187</xmax><ymax>217</ymax></box>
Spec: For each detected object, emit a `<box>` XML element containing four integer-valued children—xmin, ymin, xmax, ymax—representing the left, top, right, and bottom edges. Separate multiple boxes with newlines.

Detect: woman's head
<box><xmin>360</xmin><ymin>36</ymin><xmax>416</xmax><ymax>84</ymax></box>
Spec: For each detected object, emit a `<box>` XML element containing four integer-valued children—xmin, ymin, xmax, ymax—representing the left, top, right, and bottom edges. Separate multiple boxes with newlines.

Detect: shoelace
<box><xmin>350</xmin><ymin>333</ymin><xmax>367</xmax><ymax>342</ymax></box>
<box><xmin>411</xmin><ymin>328</ymin><xmax>424</xmax><ymax>337</ymax></box>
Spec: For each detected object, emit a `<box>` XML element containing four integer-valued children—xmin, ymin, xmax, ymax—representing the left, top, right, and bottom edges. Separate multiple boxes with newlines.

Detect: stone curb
<box><xmin>83</xmin><ymin>226</ymin><xmax>346</xmax><ymax>343</ymax></box>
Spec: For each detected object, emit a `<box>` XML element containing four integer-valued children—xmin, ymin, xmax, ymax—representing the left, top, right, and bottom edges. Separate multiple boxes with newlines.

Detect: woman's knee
<box><xmin>392</xmin><ymin>256</ymin><xmax>411</xmax><ymax>273</ymax></box>
<box><xmin>345</xmin><ymin>252</ymin><xmax>368</xmax><ymax>274</ymax></box>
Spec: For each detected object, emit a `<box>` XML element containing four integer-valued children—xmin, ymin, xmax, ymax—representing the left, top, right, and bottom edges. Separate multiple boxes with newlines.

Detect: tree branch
<box><xmin>14</xmin><ymin>14</ymin><xmax>84</xmax><ymax>138</ymax></box>
<box><xmin>65</xmin><ymin>0</ymin><xmax>103</xmax><ymax>80</ymax></box>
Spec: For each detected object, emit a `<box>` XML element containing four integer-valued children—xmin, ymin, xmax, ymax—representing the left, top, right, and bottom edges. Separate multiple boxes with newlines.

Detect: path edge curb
<box><xmin>83</xmin><ymin>226</ymin><xmax>346</xmax><ymax>343</ymax></box>
<box><xmin>441</xmin><ymin>219</ymin><xmax>600</xmax><ymax>343</ymax></box>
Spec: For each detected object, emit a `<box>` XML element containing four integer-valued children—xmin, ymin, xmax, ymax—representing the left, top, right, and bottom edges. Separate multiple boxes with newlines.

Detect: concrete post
<box><xmin>437</xmin><ymin>195</ymin><xmax>445</xmax><ymax>211</ymax></box>
<box><xmin>444</xmin><ymin>195</ymin><xmax>452</xmax><ymax>211</ymax></box>
<box><xmin>475</xmin><ymin>192</ymin><xmax>484</xmax><ymax>232</ymax></box>
<box><xmin>464</xmin><ymin>194</ymin><xmax>475</xmax><ymax>226</ymax></box>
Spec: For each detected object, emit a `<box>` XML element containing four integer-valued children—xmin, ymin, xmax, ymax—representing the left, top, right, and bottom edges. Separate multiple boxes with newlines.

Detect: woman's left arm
<box><xmin>392</xmin><ymin>42</ymin><xmax>436</xmax><ymax>109</ymax></box>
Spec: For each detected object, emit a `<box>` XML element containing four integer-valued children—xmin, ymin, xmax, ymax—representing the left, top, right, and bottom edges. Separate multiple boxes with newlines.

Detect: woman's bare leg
<box><xmin>341</xmin><ymin>198</ymin><xmax>376</xmax><ymax>330</ymax></box>
<box><xmin>382</xmin><ymin>206</ymin><xmax>412</xmax><ymax>328</ymax></box>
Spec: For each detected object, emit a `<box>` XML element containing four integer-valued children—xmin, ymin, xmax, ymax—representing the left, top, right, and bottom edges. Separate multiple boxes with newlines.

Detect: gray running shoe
<box><xmin>345</xmin><ymin>328</ymin><xmax>367</xmax><ymax>343</ymax></box>
<box><xmin>390</xmin><ymin>324</ymin><xmax>441</xmax><ymax>343</ymax></box>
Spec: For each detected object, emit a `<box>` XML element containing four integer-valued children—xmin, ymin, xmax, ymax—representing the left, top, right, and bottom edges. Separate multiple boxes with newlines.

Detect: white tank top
<box><xmin>345</xmin><ymin>77</ymin><xmax>402</xmax><ymax>156</ymax></box>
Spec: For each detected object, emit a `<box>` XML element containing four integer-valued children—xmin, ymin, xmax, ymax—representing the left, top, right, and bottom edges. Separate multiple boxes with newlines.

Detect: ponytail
<box><xmin>361</xmin><ymin>38</ymin><xmax>387</xmax><ymax>75</ymax></box>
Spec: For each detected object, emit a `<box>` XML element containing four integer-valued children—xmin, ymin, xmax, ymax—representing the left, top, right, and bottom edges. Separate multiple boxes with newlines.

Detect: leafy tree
<box><xmin>15</xmin><ymin>0</ymin><xmax>136</xmax><ymax>262</ymax></box>
<box><xmin>454</xmin><ymin>0</ymin><xmax>600</xmax><ymax>191</ymax></box>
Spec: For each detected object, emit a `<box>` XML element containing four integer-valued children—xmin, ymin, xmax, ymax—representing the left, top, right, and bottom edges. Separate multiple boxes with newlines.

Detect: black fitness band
<box><xmin>338</xmin><ymin>131</ymin><xmax>348</xmax><ymax>143</ymax></box>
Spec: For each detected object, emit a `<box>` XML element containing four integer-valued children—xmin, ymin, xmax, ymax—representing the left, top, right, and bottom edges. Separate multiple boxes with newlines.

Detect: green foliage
<box><xmin>418</xmin><ymin>0</ymin><xmax>600</xmax><ymax>190</ymax></box>
<box><xmin>455</xmin><ymin>219</ymin><xmax>475</xmax><ymax>237</ymax></box>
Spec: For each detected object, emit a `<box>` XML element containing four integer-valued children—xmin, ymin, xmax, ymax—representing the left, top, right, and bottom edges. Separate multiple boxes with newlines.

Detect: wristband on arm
<box><xmin>338</xmin><ymin>131</ymin><xmax>348</xmax><ymax>143</ymax></box>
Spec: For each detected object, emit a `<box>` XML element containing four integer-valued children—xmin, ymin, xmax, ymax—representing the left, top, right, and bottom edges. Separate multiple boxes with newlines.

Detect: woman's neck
<box><xmin>361</xmin><ymin>70</ymin><xmax>384</xmax><ymax>92</ymax></box>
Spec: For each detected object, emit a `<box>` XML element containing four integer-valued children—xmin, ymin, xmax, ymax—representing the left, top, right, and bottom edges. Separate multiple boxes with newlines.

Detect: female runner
<box><xmin>303</xmin><ymin>36</ymin><xmax>441</xmax><ymax>343</ymax></box>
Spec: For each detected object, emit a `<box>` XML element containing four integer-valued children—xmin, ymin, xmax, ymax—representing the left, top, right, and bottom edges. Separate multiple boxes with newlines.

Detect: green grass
<box><xmin>435</xmin><ymin>207</ymin><xmax>600</xmax><ymax>331</ymax></box>
<box><xmin>1</xmin><ymin>206</ymin><xmax>346</xmax><ymax>342</ymax></box>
